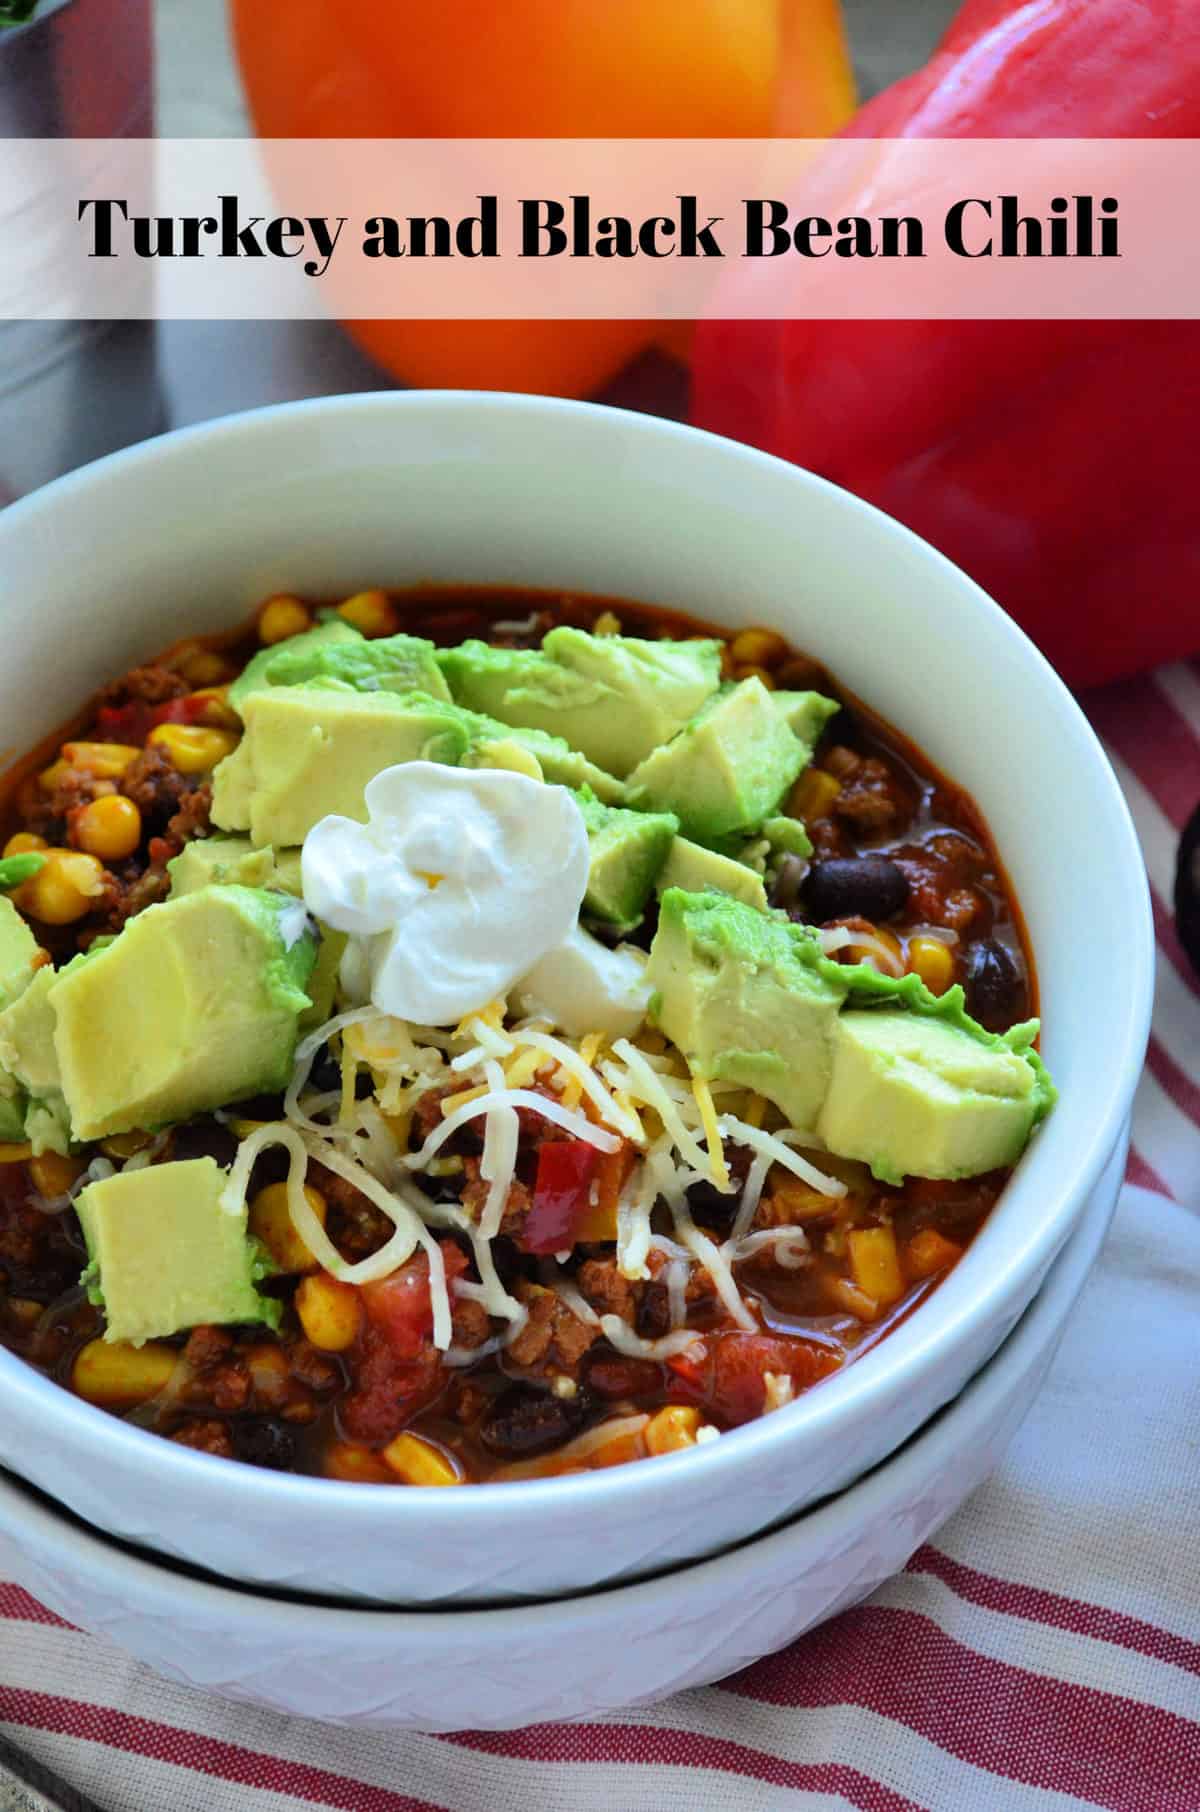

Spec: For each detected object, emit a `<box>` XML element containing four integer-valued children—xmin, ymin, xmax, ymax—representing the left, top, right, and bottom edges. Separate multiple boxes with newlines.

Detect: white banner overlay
<box><xmin>1</xmin><ymin>138</ymin><xmax>1197</xmax><ymax>320</ymax></box>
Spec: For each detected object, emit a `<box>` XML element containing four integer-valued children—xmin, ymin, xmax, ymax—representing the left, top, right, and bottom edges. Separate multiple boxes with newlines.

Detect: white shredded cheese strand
<box><xmin>444</xmin><ymin>1335</ymin><xmax>505</xmax><ymax>1368</ymax></box>
<box><xmin>649</xmin><ymin>1147</ymin><xmax>756</xmax><ymax>1333</ymax></box>
<box><xmin>405</xmin><ymin>1086</ymin><xmax>619</xmax><ymax>1170</ymax></box>
<box><xmin>478</xmin><ymin>1058</ymin><xmax>519</xmax><ymax>1241</ymax></box>
<box><xmin>725</xmin><ymin>1227</ymin><xmax>810</xmax><ymax>1269</ymax></box>
<box><xmin>551</xmin><ymin>1278</ymin><xmax>602</xmax><ymax>1328</ymax></box>
<box><xmin>610</xmin><ymin>1039</ymin><xmax>716</xmax><ymax>1180</ymax></box>
<box><xmin>599</xmin><ymin>1317</ymin><xmax>706</xmax><ymax>1361</ymax></box>
<box><xmin>507</xmin><ymin>1029</ymin><xmax>642</xmax><ymax>1143</ymax></box>
<box><xmin>616</xmin><ymin>1153</ymin><xmax>659</xmax><ymax>1281</ymax></box>
<box><xmin>729</xmin><ymin>1149</ymin><xmax>774</xmax><ymax>1244</ymax></box>
<box><xmin>716</xmin><ymin>1115</ymin><xmax>846</xmax><ymax>1197</ymax></box>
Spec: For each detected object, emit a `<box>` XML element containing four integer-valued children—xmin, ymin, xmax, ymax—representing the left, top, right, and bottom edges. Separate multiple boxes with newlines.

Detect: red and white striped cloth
<box><xmin>1</xmin><ymin>663</ymin><xmax>1198</xmax><ymax>1812</ymax></box>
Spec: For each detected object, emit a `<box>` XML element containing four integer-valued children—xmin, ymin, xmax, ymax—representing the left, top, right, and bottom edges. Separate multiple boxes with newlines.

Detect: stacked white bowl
<box><xmin>0</xmin><ymin>396</ymin><xmax>1152</xmax><ymax>1723</ymax></box>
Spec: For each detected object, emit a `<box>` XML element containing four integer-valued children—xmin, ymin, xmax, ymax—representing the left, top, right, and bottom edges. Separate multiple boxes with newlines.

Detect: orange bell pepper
<box><xmin>229</xmin><ymin>0</ymin><xmax>855</xmax><ymax>397</ymax></box>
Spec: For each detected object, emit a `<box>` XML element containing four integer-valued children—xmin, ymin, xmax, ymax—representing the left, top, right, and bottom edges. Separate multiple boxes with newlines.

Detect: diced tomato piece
<box><xmin>520</xmin><ymin>1140</ymin><xmax>600</xmax><ymax>1254</ymax></box>
<box><xmin>95</xmin><ymin>702</ymin><xmax>152</xmax><ymax>742</ymax></box>
<box><xmin>708</xmin><ymin>1331</ymin><xmax>840</xmax><ymax>1426</ymax></box>
<box><xmin>338</xmin><ymin>1326</ymin><xmax>444</xmax><ymax>1444</ymax></box>
<box><xmin>149</xmin><ymin>694</ymin><xmax>210</xmax><ymax>728</ymax></box>
<box><xmin>361</xmin><ymin>1243</ymin><xmax>468</xmax><ymax>1359</ymax></box>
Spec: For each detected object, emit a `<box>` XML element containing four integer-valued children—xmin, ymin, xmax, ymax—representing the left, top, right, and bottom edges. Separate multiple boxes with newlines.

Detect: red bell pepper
<box><xmin>692</xmin><ymin>0</ymin><xmax>1200</xmax><ymax>688</ymax></box>
<box><xmin>95</xmin><ymin>694</ymin><xmax>211</xmax><ymax>744</ymax></box>
<box><xmin>521</xmin><ymin>1140</ymin><xmax>600</xmax><ymax>1255</ymax></box>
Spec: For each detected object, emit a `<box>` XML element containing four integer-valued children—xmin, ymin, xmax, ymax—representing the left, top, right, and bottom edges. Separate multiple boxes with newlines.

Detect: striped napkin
<box><xmin>0</xmin><ymin>662</ymin><xmax>1197</xmax><ymax>1812</ymax></box>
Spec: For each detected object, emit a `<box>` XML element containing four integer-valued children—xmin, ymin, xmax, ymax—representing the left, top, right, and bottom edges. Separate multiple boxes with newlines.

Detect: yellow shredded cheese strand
<box><xmin>691</xmin><ymin>1076</ymin><xmax>730</xmax><ymax>1191</ymax></box>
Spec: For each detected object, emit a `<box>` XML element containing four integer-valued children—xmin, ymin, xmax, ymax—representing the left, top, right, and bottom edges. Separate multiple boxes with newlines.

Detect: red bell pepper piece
<box><xmin>521</xmin><ymin>1140</ymin><xmax>600</xmax><ymax>1255</ymax></box>
<box><xmin>692</xmin><ymin>0</ymin><xmax>1200</xmax><ymax>688</ymax></box>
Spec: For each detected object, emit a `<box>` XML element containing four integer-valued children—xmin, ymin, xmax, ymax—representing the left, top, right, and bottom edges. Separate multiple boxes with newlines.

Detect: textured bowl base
<box><xmin>0</xmin><ymin>1132</ymin><xmax>1123</xmax><ymax>1730</ymax></box>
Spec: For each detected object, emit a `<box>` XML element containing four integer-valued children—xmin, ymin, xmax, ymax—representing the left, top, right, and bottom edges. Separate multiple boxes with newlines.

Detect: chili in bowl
<box><xmin>0</xmin><ymin>393</ymin><xmax>1151</xmax><ymax>1604</ymax></box>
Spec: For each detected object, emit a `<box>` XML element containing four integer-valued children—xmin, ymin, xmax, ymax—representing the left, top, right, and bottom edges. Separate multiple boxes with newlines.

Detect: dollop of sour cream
<box><xmin>301</xmin><ymin>762</ymin><xmax>590</xmax><ymax>1025</ymax></box>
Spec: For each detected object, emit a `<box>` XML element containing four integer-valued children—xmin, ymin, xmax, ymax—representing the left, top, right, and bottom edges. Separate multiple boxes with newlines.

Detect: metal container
<box><xmin>0</xmin><ymin>0</ymin><xmax>162</xmax><ymax>503</ymax></box>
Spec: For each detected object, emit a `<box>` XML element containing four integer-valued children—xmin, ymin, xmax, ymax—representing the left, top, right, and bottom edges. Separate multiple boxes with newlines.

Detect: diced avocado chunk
<box><xmin>76</xmin><ymin>1157</ymin><xmax>279</xmax><ymax>1345</ymax></box>
<box><xmin>573</xmin><ymin>788</ymin><xmax>678</xmax><ymax>933</ymax></box>
<box><xmin>625</xmin><ymin>678</ymin><xmax>808</xmax><ymax>847</ymax></box>
<box><xmin>816</xmin><ymin>1010</ymin><xmax>1042</xmax><ymax>1185</ymax></box>
<box><xmin>647</xmin><ymin>889</ymin><xmax>1054</xmax><ymax>1177</ymax></box>
<box><xmin>167</xmin><ymin>835</ymin><xmax>280</xmax><ymax>896</ymax></box>
<box><xmin>770</xmin><ymin>690</ymin><xmax>840</xmax><ymax>751</ymax></box>
<box><xmin>229</xmin><ymin>621</ymin><xmax>449</xmax><ymax>713</ymax></box>
<box><xmin>0</xmin><ymin>895</ymin><xmax>41</xmax><ymax>1013</ymax></box>
<box><xmin>437</xmin><ymin>628</ymin><xmax>721</xmax><ymax>778</ymax></box>
<box><xmin>168</xmin><ymin>839</ymin><xmax>343</xmax><ymax>1028</ymax></box>
<box><xmin>51</xmin><ymin>886</ymin><xmax>317</xmax><ymax>1141</ymax></box>
<box><xmin>211</xmin><ymin>684</ymin><xmax>469</xmax><ymax>847</ymax></box>
<box><xmin>656</xmin><ymin>837</ymin><xmax>769</xmax><ymax>913</ymax></box>
<box><xmin>458</xmin><ymin>709</ymin><xmax>624</xmax><ymax>802</ymax></box>
<box><xmin>0</xmin><ymin>963</ymin><xmax>73</xmax><ymax>1155</ymax></box>
<box><xmin>647</xmin><ymin>887</ymin><xmax>845</xmax><ymax>1131</ymax></box>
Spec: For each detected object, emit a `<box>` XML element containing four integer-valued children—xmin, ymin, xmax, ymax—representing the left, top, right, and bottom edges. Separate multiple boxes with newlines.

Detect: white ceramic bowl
<box><xmin>0</xmin><ymin>1130</ymin><xmax>1125</xmax><ymax>1729</ymax></box>
<box><xmin>0</xmin><ymin>393</ymin><xmax>1152</xmax><ymax>1605</ymax></box>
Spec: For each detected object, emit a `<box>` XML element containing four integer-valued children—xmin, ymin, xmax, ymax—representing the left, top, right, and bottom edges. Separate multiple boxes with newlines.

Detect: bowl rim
<box><xmin>0</xmin><ymin>389</ymin><xmax>1155</xmax><ymax>1543</ymax></box>
<box><xmin>0</xmin><ymin>1127</ymin><xmax>1121</xmax><ymax>1633</ymax></box>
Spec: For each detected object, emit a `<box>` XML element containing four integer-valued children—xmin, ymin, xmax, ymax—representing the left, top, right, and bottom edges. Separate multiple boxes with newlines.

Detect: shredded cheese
<box><xmin>716</xmin><ymin>1115</ymin><xmax>846</xmax><ymax>1198</ymax></box>
<box><xmin>509</xmin><ymin>1027</ymin><xmax>641</xmax><ymax>1142</ymax></box>
<box><xmin>610</xmin><ymin>1040</ymin><xmax>716</xmax><ymax>1180</ymax></box>
<box><xmin>691</xmin><ymin>1075</ymin><xmax>729</xmax><ymax>1190</ymax></box>
<box><xmin>406</xmin><ymin>1086</ymin><xmax>620</xmax><ymax>1171</ymax></box>
<box><xmin>477</xmin><ymin>1057</ymin><xmax>519</xmax><ymax>1241</ymax></box>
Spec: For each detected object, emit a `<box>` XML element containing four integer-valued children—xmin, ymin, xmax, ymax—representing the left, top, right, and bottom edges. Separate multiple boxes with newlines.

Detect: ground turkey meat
<box><xmin>99</xmin><ymin>664</ymin><xmax>190</xmax><ymax>710</ymax></box>
<box><xmin>823</xmin><ymin>745</ymin><xmax>913</xmax><ymax>835</ymax></box>
<box><xmin>505</xmin><ymin>1281</ymin><xmax>598</xmax><ymax>1374</ymax></box>
<box><xmin>120</xmin><ymin>744</ymin><xmax>194</xmax><ymax>824</ymax></box>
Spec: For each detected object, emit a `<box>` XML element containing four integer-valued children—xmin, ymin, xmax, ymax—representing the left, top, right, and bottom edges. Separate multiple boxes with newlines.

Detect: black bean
<box><xmin>635</xmin><ymin>1280</ymin><xmax>672</xmax><ymax>1340</ymax></box>
<box><xmin>964</xmin><ymin>938</ymin><xmax>1025</xmax><ymax>1030</ymax></box>
<box><xmin>479</xmin><ymin>1381</ymin><xmax>591</xmax><ymax>1457</ymax></box>
<box><xmin>1174</xmin><ymin>802</ymin><xmax>1200</xmax><ymax>980</ymax></box>
<box><xmin>169</xmin><ymin>1120</ymin><xmax>239</xmax><ymax>1168</ymax></box>
<box><xmin>231</xmin><ymin>1418</ymin><xmax>298</xmax><ymax>1472</ymax></box>
<box><xmin>685</xmin><ymin>1176</ymin><xmax>739</xmax><ymax>1233</ymax></box>
<box><xmin>800</xmin><ymin>855</ymin><xmax>909</xmax><ymax>924</ymax></box>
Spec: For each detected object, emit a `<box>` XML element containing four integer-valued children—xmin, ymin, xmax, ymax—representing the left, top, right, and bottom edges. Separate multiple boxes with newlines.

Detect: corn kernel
<box><xmin>337</xmin><ymin>588</ymin><xmax>400</xmax><ymax>638</ymax></box>
<box><xmin>905</xmin><ymin>1227</ymin><xmax>963</xmax><ymax>1281</ymax></box>
<box><xmin>176</xmin><ymin>645</ymin><xmax>236</xmax><ymax>687</ymax></box>
<box><xmin>731</xmin><ymin>628</ymin><xmax>789</xmax><ymax>669</ymax></box>
<box><xmin>733</xmin><ymin>663</ymin><xmax>777</xmax><ymax>690</ymax></box>
<box><xmin>786</xmin><ymin>767</ymin><xmax>842</xmax><ymax>823</ymax></box>
<box><xmin>250</xmin><ymin>1181</ymin><xmax>328</xmax><ymax>1274</ymax></box>
<box><xmin>60</xmin><ymin>742</ymin><xmax>141</xmax><ymax>779</ymax></box>
<box><xmin>257</xmin><ymin>595</ymin><xmax>312</xmax><ymax>644</ymax></box>
<box><xmin>645</xmin><ymin>1405</ymin><xmax>702</xmax><ymax>1455</ymax></box>
<box><xmin>0</xmin><ymin>1142</ymin><xmax>31</xmax><ymax>1163</ymax></box>
<box><xmin>72</xmin><ymin>1337</ymin><xmax>178</xmax><ymax>1408</ymax></box>
<box><xmin>187</xmin><ymin>685</ymin><xmax>240</xmax><ymax>729</ymax></box>
<box><xmin>71</xmin><ymin>794</ymin><xmax>142</xmax><ymax>862</ymax></box>
<box><xmin>3</xmin><ymin>832</ymin><xmax>46</xmax><ymax>857</ymax></box>
<box><xmin>100</xmin><ymin>1130</ymin><xmax>152</xmax><ymax>1160</ymax></box>
<box><xmin>17</xmin><ymin>850</ymin><xmax>105</xmax><ymax>925</ymax></box>
<box><xmin>29</xmin><ymin>1151</ymin><xmax>85</xmax><ymax>1198</ymax></box>
<box><xmin>295</xmin><ymin>1273</ymin><xmax>361</xmax><ymax>1351</ymax></box>
<box><xmin>593</xmin><ymin>610</ymin><xmax>622</xmax><ymax>636</ymax></box>
<box><xmin>907</xmin><ymin>934</ymin><xmax>956</xmax><ymax>996</ymax></box>
<box><xmin>381</xmin><ymin>1431</ymin><xmax>462</xmax><ymax>1486</ymax></box>
<box><xmin>324</xmin><ymin>1441</ymin><xmax>396</xmax><ymax>1484</ymax></box>
<box><xmin>147</xmin><ymin>723</ymin><xmax>239</xmax><ymax>775</ymax></box>
<box><xmin>847</xmin><ymin>1225</ymin><xmax>905</xmax><ymax>1307</ymax></box>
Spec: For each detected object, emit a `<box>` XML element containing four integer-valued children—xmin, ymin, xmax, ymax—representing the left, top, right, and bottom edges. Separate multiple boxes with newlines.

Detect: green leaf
<box><xmin>0</xmin><ymin>1</ymin><xmax>42</xmax><ymax>26</ymax></box>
